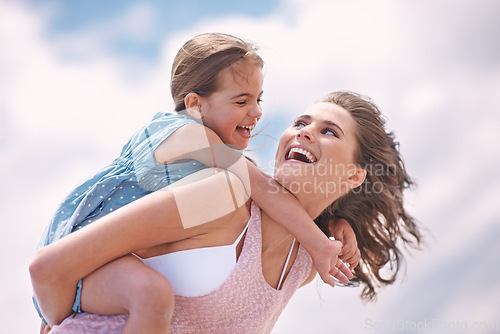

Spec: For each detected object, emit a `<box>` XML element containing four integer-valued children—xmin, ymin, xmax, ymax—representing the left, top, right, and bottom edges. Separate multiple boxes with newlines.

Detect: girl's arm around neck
<box><xmin>154</xmin><ymin>122</ymin><xmax>348</xmax><ymax>286</ymax></box>
<box><xmin>246</xmin><ymin>165</ymin><xmax>347</xmax><ymax>287</ymax></box>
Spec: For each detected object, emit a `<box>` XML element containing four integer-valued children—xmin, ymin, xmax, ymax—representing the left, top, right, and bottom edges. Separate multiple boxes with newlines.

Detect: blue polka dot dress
<box><xmin>37</xmin><ymin>112</ymin><xmax>207</xmax><ymax>248</ymax></box>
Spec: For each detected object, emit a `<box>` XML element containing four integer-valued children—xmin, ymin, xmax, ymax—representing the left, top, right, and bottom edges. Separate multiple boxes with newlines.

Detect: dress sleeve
<box><xmin>127</xmin><ymin>113</ymin><xmax>205</xmax><ymax>191</ymax></box>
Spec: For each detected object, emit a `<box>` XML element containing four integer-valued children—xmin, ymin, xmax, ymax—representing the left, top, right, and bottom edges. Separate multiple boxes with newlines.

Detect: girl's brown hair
<box><xmin>170</xmin><ymin>33</ymin><xmax>263</xmax><ymax>112</ymax></box>
<box><xmin>315</xmin><ymin>91</ymin><xmax>422</xmax><ymax>301</ymax></box>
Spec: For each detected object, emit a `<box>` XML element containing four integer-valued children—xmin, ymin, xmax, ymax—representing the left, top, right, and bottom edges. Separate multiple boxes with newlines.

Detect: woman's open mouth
<box><xmin>285</xmin><ymin>146</ymin><xmax>317</xmax><ymax>163</ymax></box>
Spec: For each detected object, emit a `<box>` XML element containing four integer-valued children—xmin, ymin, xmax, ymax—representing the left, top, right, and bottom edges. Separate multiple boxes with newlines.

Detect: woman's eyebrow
<box><xmin>296</xmin><ymin>114</ymin><xmax>345</xmax><ymax>136</ymax></box>
<box><xmin>296</xmin><ymin>114</ymin><xmax>311</xmax><ymax>122</ymax></box>
<box><xmin>323</xmin><ymin>120</ymin><xmax>345</xmax><ymax>136</ymax></box>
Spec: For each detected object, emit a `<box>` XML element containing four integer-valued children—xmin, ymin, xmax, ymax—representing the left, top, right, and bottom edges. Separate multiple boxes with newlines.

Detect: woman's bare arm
<box><xmin>30</xmin><ymin>169</ymin><xmax>247</xmax><ymax>326</ymax></box>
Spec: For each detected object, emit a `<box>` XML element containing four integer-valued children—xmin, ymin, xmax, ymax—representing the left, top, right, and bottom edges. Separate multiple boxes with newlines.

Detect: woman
<box><xmin>30</xmin><ymin>91</ymin><xmax>421</xmax><ymax>333</ymax></box>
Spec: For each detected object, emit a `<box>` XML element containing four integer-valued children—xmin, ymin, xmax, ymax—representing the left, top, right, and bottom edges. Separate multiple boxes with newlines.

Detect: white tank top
<box><xmin>139</xmin><ymin>222</ymin><xmax>250</xmax><ymax>297</ymax></box>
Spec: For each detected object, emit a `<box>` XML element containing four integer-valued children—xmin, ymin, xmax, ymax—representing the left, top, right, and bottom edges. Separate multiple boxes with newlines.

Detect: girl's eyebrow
<box><xmin>230</xmin><ymin>90</ymin><xmax>264</xmax><ymax>99</ymax></box>
<box><xmin>296</xmin><ymin>114</ymin><xmax>345</xmax><ymax>136</ymax></box>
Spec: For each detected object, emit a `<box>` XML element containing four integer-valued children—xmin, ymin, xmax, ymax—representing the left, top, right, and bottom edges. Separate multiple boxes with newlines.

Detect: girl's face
<box><xmin>199</xmin><ymin>60</ymin><xmax>263</xmax><ymax>149</ymax></box>
<box><xmin>274</xmin><ymin>102</ymin><xmax>364</xmax><ymax>214</ymax></box>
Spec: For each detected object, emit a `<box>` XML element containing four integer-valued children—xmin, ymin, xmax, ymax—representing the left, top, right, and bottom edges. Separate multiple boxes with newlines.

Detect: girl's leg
<box><xmin>80</xmin><ymin>254</ymin><xmax>174</xmax><ymax>334</ymax></box>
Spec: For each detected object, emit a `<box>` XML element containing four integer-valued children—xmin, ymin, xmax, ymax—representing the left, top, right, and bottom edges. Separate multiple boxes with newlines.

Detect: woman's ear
<box><xmin>184</xmin><ymin>93</ymin><xmax>202</xmax><ymax>119</ymax></box>
<box><xmin>345</xmin><ymin>168</ymin><xmax>367</xmax><ymax>190</ymax></box>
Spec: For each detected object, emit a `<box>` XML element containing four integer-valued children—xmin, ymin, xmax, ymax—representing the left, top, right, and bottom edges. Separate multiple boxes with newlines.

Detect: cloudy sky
<box><xmin>1</xmin><ymin>0</ymin><xmax>500</xmax><ymax>333</ymax></box>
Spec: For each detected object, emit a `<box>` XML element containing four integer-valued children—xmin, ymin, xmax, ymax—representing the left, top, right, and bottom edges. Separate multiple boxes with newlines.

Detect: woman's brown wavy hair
<box><xmin>315</xmin><ymin>91</ymin><xmax>422</xmax><ymax>302</ymax></box>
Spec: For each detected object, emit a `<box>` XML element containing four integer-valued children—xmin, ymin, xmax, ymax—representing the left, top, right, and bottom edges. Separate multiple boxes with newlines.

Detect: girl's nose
<box><xmin>249</xmin><ymin>102</ymin><xmax>262</xmax><ymax>119</ymax></box>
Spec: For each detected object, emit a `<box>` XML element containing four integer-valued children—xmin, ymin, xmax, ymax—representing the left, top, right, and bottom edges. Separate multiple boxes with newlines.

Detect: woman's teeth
<box><xmin>287</xmin><ymin>147</ymin><xmax>317</xmax><ymax>163</ymax></box>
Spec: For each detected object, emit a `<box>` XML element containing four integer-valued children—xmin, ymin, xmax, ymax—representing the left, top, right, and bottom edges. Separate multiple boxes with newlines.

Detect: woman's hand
<box><xmin>328</xmin><ymin>217</ymin><xmax>360</xmax><ymax>270</ymax></box>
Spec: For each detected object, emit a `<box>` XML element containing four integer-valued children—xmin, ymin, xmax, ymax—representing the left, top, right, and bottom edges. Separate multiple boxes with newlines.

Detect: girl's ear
<box><xmin>345</xmin><ymin>168</ymin><xmax>367</xmax><ymax>190</ymax></box>
<box><xmin>184</xmin><ymin>93</ymin><xmax>202</xmax><ymax>119</ymax></box>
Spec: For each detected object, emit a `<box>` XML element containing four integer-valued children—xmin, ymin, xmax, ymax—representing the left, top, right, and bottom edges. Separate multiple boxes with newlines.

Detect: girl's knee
<box><xmin>130</xmin><ymin>270</ymin><xmax>174</xmax><ymax>313</ymax></box>
<box><xmin>122</xmin><ymin>268</ymin><xmax>174</xmax><ymax>332</ymax></box>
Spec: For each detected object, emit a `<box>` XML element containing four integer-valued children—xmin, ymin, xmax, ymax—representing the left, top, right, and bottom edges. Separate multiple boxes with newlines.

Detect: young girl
<box><xmin>32</xmin><ymin>33</ymin><xmax>358</xmax><ymax>333</ymax></box>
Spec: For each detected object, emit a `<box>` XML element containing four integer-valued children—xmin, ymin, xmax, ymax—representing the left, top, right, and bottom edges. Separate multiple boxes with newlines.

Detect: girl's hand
<box><xmin>328</xmin><ymin>217</ymin><xmax>361</xmax><ymax>270</ymax></box>
<box><xmin>311</xmin><ymin>239</ymin><xmax>352</xmax><ymax>287</ymax></box>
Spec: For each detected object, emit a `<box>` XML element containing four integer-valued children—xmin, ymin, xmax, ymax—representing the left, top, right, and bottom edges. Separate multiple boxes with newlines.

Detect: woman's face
<box><xmin>274</xmin><ymin>102</ymin><xmax>363</xmax><ymax>212</ymax></box>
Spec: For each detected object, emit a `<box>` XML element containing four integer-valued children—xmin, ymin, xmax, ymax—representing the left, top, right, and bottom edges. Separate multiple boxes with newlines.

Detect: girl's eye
<box><xmin>257</xmin><ymin>99</ymin><xmax>263</xmax><ymax>103</ymax></box>
<box><xmin>235</xmin><ymin>101</ymin><xmax>246</xmax><ymax>105</ymax></box>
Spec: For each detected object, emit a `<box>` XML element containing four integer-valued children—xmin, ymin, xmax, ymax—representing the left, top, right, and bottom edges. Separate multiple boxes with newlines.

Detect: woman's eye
<box><xmin>235</xmin><ymin>101</ymin><xmax>246</xmax><ymax>105</ymax></box>
<box><xmin>293</xmin><ymin>121</ymin><xmax>306</xmax><ymax>129</ymax></box>
<box><xmin>323</xmin><ymin>128</ymin><xmax>338</xmax><ymax>137</ymax></box>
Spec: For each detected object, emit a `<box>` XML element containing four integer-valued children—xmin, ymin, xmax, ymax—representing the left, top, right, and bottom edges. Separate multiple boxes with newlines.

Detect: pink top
<box><xmin>48</xmin><ymin>202</ymin><xmax>313</xmax><ymax>334</ymax></box>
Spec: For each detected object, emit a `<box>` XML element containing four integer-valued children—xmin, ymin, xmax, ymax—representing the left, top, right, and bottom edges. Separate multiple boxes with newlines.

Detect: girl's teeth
<box><xmin>239</xmin><ymin>125</ymin><xmax>254</xmax><ymax>134</ymax></box>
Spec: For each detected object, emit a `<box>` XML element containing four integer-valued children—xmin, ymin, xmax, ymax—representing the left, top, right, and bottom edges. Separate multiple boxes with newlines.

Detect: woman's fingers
<box><xmin>341</xmin><ymin>249</ymin><xmax>360</xmax><ymax>270</ymax></box>
<box><xmin>339</xmin><ymin>243</ymin><xmax>354</xmax><ymax>259</ymax></box>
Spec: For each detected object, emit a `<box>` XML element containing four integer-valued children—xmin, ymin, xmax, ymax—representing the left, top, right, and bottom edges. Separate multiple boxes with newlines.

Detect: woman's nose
<box><xmin>297</xmin><ymin>126</ymin><xmax>315</xmax><ymax>142</ymax></box>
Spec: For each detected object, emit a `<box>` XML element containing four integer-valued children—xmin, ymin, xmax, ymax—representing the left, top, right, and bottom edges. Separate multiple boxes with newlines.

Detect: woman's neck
<box><xmin>294</xmin><ymin>192</ymin><xmax>340</xmax><ymax>220</ymax></box>
<box><xmin>259</xmin><ymin>192</ymin><xmax>341</xmax><ymax>250</ymax></box>
<box><xmin>260</xmin><ymin>210</ymin><xmax>296</xmax><ymax>251</ymax></box>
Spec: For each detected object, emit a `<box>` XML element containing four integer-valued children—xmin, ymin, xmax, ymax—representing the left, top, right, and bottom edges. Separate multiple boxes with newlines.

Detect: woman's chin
<box><xmin>275</xmin><ymin>161</ymin><xmax>313</xmax><ymax>180</ymax></box>
<box><xmin>274</xmin><ymin>164</ymin><xmax>311</xmax><ymax>194</ymax></box>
